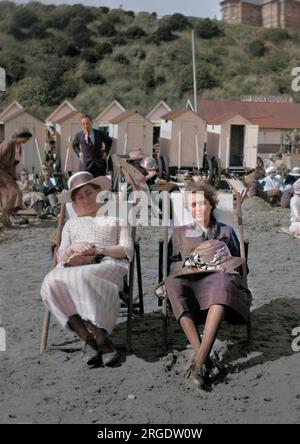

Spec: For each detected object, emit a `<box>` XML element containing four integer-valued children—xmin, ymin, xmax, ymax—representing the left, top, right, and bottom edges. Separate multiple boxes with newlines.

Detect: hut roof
<box><xmin>47</xmin><ymin>100</ymin><xmax>80</xmax><ymax>124</ymax></box>
<box><xmin>146</xmin><ymin>100</ymin><xmax>172</xmax><ymax>121</ymax></box>
<box><xmin>198</xmin><ymin>99</ymin><xmax>300</xmax><ymax>129</ymax></box>
<box><xmin>95</xmin><ymin>100</ymin><xmax>126</xmax><ymax>122</ymax></box>
<box><xmin>110</xmin><ymin>109</ymin><xmax>141</xmax><ymax>124</ymax></box>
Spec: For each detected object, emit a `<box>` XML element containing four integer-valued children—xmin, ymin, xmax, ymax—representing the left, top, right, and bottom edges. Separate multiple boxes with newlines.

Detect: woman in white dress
<box><xmin>41</xmin><ymin>171</ymin><xmax>133</xmax><ymax>367</ymax></box>
<box><xmin>289</xmin><ymin>179</ymin><xmax>300</xmax><ymax>236</ymax></box>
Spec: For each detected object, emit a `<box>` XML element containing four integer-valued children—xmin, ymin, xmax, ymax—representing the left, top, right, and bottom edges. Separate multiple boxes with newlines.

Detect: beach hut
<box><xmin>206</xmin><ymin>112</ymin><xmax>259</xmax><ymax>170</ymax></box>
<box><xmin>95</xmin><ymin>100</ymin><xmax>125</xmax><ymax>135</ymax></box>
<box><xmin>159</xmin><ymin>107</ymin><xmax>207</xmax><ymax>169</ymax></box>
<box><xmin>46</xmin><ymin>100</ymin><xmax>83</xmax><ymax>173</ymax></box>
<box><xmin>109</xmin><ymin>109</ymin><xmax>153</xmax><ymax>156</ymax></box>
<box><xmin>199</xmin><ymin>98</ymin><xmax>300</xmax><ymax>154</ymax></box>
<box><xmin>146</xmin><ymin>101</ymin><xmax>172</xmax><ymax>145</ymax></box>
<box><xmin>0</xmin><ymin>101</ymin><xmax>45</xmax><ymax>173</ymax></box>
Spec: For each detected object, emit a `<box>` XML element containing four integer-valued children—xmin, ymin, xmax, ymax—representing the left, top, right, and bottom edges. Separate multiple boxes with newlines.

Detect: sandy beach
<box><xmin>0</xmin><ymin>198</ymin><xmax>300</xmax><ymax>424</ymax></box>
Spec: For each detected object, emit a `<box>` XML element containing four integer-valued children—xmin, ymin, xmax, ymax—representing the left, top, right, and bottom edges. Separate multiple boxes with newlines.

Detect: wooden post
<box><xmin>35</xmin><ymin>137</ymin><xmax>43</xmax><ymax>170</ymax></box>
<box><xmin>64</xmin><ymin>136</ymin><xmax>71</xmax><ymax>173</ymax></box>
<box><xmin>235</xmin><ymin>192</ymin><xmax>248</xmax><ymax>287</ymax></box>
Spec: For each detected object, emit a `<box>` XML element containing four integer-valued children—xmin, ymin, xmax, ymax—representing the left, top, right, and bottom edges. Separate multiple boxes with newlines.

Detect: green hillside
<box><xmin>1</xmin><ymin>1</ymin><xmax>300</xmax><ymax>119</ymax></box>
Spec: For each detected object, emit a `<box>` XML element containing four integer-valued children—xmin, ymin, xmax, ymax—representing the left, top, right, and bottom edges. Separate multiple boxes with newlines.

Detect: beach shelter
<box><xmin>0</xmin><ymin>101</ymin><xmax>46</xmax><ymax>174</ymax></box>
<box><xmin>46</xmin><ymin>101</ymin><xmax>83</xmax><ymax>173</ymax></box>
<box><xmin>109</xmin><ymin>109</ymin><xmax>153</xmax><ymax>156</ymax></box>
<box><xmin>160</xmin><ymin>107</ymin><xmax>207</xmax><ymax>169</ymax></box>
<box><xmin>146</xmin><ymin>101</ymin><xmax>172</xmax><ymax>145</ymax></box>
<box><xmin>206</xmin><ymin>112</ymin><xmax>259</xmax><ymax>170</ymax></box>
<box><xmin>95</xmin><ymin>100</ymin><xmax>126</xmax><ymax>135</ymax></box>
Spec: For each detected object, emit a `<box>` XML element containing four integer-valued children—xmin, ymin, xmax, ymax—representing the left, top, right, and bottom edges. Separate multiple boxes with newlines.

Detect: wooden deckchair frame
<box><xmin>39</xmin><ymin>201</ymin><xmax>141</xmax><ymax>353</ymax></box>
<box><xmin>160</xmin><ymin>181</ymin><xmax>252</xmax><ymax>348</ymax></box>
<box><xmin>40</xmin><ymin>153</ymin><xmax>144</xmax><ymax>354</ymax></box>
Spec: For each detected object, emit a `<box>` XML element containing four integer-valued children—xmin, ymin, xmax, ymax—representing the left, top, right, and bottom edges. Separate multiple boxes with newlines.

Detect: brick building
<box><xmin>221</xmin><ymin>0</ymin><xmax>300</xmax><ymax>29</ymax></box>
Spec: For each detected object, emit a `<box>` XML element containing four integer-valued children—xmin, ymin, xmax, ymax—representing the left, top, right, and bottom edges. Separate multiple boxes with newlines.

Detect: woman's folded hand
<box><xmin>67</xmin><ymin>242</ymin><xmax>97</xmax><ymax>256</ymax></box>
<box><xmin>64</xmin><ymin>253</ymin><xmax>95</xmax><ymax>267</ymax></box>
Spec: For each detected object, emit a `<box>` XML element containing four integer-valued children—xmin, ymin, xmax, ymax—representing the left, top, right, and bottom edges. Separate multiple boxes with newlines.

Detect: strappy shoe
<box><xmin>99</xmin><ymin>338</ymin><xmax>120</xmax><ymax>366</ymax></box>
<box><xmin>187</xmin><ymin>362</ymin><xmax>210</xmax><ymax>389</ymax></box>
<box><xmin>82</xmin><ymin>335</ymin><xmax>103</xmax><ymax>367</ymax></box>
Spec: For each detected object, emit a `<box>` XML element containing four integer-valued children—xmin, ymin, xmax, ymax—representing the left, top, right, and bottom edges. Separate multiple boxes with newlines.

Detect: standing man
<box><xmin>0</xmin><ymin>127</ymin><xmax>32</xmax><ymax>228</ymax></box>
<box><xmin>72</xmin><ymin>115</ymin><xmax>112</xmax><ymax>177</ymax></box>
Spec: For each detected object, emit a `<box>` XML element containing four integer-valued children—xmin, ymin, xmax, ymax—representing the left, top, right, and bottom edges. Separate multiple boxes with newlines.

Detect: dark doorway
<box><xmin>98</xmin><ymin>126</ymin><xmax>109</xmax><ymax>136</ymax></box>
<box><xmin>0</xmin><ymin>124</ymin><xmax>4</xmax><ymax>143</ymax></box>
<box><xmin>229</xmin><ymin>125</ymin><xmax>244</xmax><ymax>167</ymax></box>
<box><xmin>153</xmin><ymin>126</ymin><xmax>160</xmax><ymax>145</ymax></box>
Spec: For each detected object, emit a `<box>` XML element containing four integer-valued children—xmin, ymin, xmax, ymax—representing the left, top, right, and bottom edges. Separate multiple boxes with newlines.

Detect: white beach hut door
<box><xmin>127</xmin><ymin>122</ymin><xmax>144</xmax><ymax>151</ymax></box>
<box><xmin>244</xmin><ymin>125</ymin><xmax>259</xmax><ymax>168</ymax></box>
<box><xmin>18</xmin><ymin>124</ymin><xmax>36</xmax><ymax>172</ymax></box>
<box><xmin>181</xmin><ymin>123</ymin><xmax>199</xmax><ymax>168</ymax></box>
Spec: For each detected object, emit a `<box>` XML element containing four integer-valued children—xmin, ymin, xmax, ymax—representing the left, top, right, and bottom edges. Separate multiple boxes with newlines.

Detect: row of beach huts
<box><xmin>1</xmin><ymin>97</ymin><xmax>300</xmax><ymax>174</ymax></box>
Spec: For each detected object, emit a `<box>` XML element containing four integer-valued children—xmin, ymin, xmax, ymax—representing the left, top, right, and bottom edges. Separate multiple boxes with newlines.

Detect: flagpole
<box><xmin>192</xmin><ymin>29</ymin><xmax>197</xmax><ymax>113</ymax></box>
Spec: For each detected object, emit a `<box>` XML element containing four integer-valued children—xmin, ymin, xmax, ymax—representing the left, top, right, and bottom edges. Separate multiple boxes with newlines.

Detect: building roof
<box><xmin>161</xmin><ymin>106</ymin><xmax>207</xmax><ymax>123</ymax></box>
<box><xmin>110</xmin><ymin>109</ymin><xmax>141</xmax><ymax>124</ymax></box>
<box><xmin>198</xmin><ymin>99</ymin><xmax>300</xmax><ymax>129</ymax></box>
<box><xmin>95</xmin><ymin>100</ymin><xmax>126</xmax><ymax>123</ymax></box>
<box><xmin>146</xmin><ymin>100</ymin><xmax>172</xmax><ymax>121</ymax></box>
<box><xmin>0</xmin><ymin>101</ymin><xmax>24</xmax><ymax>122</ymax></box>
<box><xmin>206</xmin><ymin>111</ymin><xmax>252</xmax><ymax>125</ymax></box>
<box><xmin>0</xmin><ymin>101</ymin><xmax>44</xmax><ymax>123</ymax></box>
<box><xmin>47</xmin><ymin>100</ymin><xmax>79</xmax><ymax>123</ymax></box>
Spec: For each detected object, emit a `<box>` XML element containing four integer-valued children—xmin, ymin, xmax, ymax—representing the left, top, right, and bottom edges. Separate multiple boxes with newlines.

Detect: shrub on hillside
<box><xmin>96</xmin><ymin>42</ymin><xmax>113</xmax><ymax>57</ymax></box>
<box><xmin>195</xmin><ymin>19</ymin><xmax>221</xmax><ymax>39</ymax></box>
<box><xmin>9</xmin><ymin>8</ymin><xmax>47</xmax><ymax>39</ymax></box>
<box><xmin>142</xmin><ymin>65</ymin><xmax>156</xmax><ymax>90</ymax></box>
<box><xmin>263</xmin><ymin>28</ymin><xmax>291</xmax><ymax>43</ymax></box>
<box><xmin>147</xmin><ymin>25</ymin><xmax>178</xmax><ymax>45</ymax></box>
<box><xmin>181</xmin><ymin>64</ymin><xmax>222</xmax><ymax>92</ymax></box>
<box><xmin>111</xmin><ymin>36</ymin><xmax>127</xmax><ymax>46</ymax></box>
<box><xmin>114</xmin><ymin>54</ymin><xmax>130</xmax><ymax>65</ymax></box>
<box><xmin>129</xmin><ymin>47</ymin><xmax>146</xmax><ymax>60</ymax></box>
<box><xmin>248</xmin><ymin>39</ymin><xmax>266</xmax><ymax>57</ymax></box>
<box><xmin>125</xmin><ymin>26</ymin><xmax>146</xmax><ymax>39</ymax></box>
<box><xmin>66</xmin><ymin>17</ymin><xmax>94</xmax><ymax>48</ymax></box>
<box><xmin>0</xmin><ymin>52</ymin><xmax>26</xmax><ymax>84</ymax></box>
<box><xmin>82</xmin><ymin>71</ymin><xmax>106</xmax><ymax>85</ymax></box>
<box><xmin>81</xmin><ymin>49</ymin><xmax>99</xmax><ymax>64</ymax></box>
<box><xmin>163</xmin><ymin>13</ymin><xmax>192</xmax><ymax>32</ymax></box>
<box><xmin>99</xmin><ymin>7</ymin><xmax>109</xmax><ymax>14</ymax></box>
<box><xmin>98</xmin><ymin>22</ymin><xmax>117</xmax><ymax>37</ymax></box>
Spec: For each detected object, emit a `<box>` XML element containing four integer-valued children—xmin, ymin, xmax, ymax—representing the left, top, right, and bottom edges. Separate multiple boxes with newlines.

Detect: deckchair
<box><xmin>157</xmin><ymin>185</ymin><xmax>252</xmax><ymax>349</ymax></box>
<box><xmin>39</xmin><ymin>193</ymin><xmax>143</xmax><ymax>354</ymax></box>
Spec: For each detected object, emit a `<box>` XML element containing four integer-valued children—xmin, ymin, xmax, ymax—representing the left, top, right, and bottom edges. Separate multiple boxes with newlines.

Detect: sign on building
<box><xmin>241</xmin><ymin>95</ymin><xmax>293</xmax><ymax>104</ymax></box>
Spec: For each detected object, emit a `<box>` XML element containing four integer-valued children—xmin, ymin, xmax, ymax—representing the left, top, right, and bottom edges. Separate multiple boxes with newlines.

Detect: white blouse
<box><xmin>58</xmin><ymin>216</ymin><xmax>134</xmax><ymax>262</ymax></box>
<box><xmin>290</xmin><ymin>195</ymin><xmax>300</xmax><ymax>224</ymax></box>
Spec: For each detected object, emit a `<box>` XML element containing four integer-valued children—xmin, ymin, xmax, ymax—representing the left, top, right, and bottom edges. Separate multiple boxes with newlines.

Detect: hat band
<box><xmin>185</xmin><ymin>245</ymin><xmax>231</xmax><ymax>270</ymax></box>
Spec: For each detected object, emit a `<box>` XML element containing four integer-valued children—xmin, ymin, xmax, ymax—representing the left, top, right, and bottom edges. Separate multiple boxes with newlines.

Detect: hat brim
<box><xmin>175</xmin><ymin>257</ymin><xmax>244</xmax><ymax>278</ymax></box>
<box><xmin>290</xmin><ymin>173</ymin><xmax>300</xmax><ymax>177</ymax></box>
<box><xmin>58</xmin><ymin>176</ymin><xmax>112</xmax><ymax>203</ymax></box>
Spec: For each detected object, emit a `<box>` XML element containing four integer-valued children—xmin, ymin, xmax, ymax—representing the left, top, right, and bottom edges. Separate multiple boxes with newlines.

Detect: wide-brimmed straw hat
<box><xmin>127</xmin><ymin>149</ymin><xmax>144</xmax><ymax>161</ymax></box>
<box><xmin>289</xmin><ymin>167</ymin><xmax>300</xmax><ymax>177</ymax></box>
<box><xmin>58</xmin><ymin>171</ymin><xmax>112</xmax><ymax>203</ymax></box>
<box><xmin>175</xmin><ymin>240</ymin><xmax>244</xmax><ymax>278</ymax></box>
<box><xmin>293</xmin><ymin>178</ymin><xmax>300</xmax><ymax>195</ymax></box>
